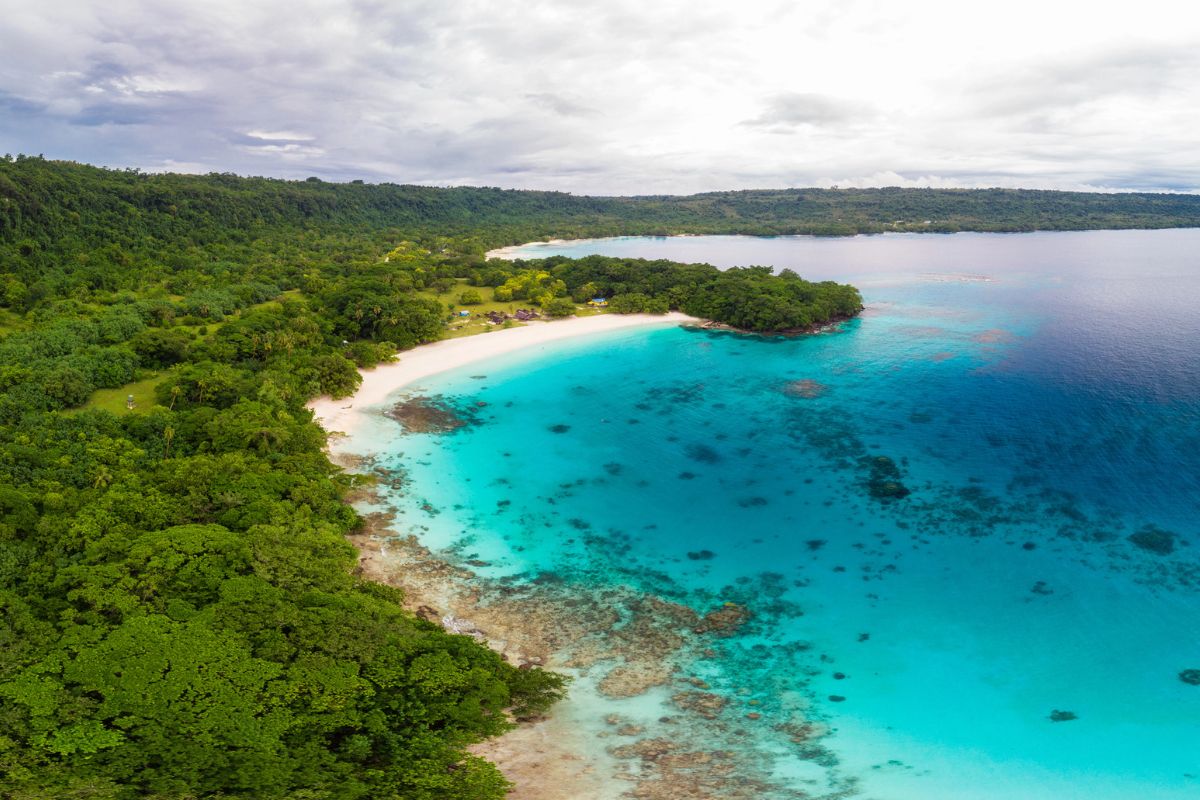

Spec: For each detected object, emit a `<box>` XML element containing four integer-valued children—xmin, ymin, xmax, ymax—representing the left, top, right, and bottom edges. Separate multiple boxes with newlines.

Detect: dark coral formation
<box><xmin>1128</xmin><ymin>525</ymin><xmax>1178</xmax><ymax>555</ymax></box>
<box><xmin>1049</xmin><ymin>709</ymin><xmax>1078</xmax><ymax>722</ymax></box>
<box><xmin>863</xmin><ymin>455</ymin><xmax>911</xmax><ymax>501</ymax></box>
<box><xmin>684</xmin><ymin>443</ymin><xmax>722</xmax><ymax>464</ymax></box>
<box><xmin>1180</xmin><ymin>669</ymin><xmax>1200</xmax><ymax>686</ymax></box>
<box><xmin>737</xmin><ymin>496</ymin><xmax>769</xmax><ymax>508</ymax></box>
<box><xmin>384</xmin><ymin>394</ymin><xmax>481</xmax><ymax>434</ymax></box>
<box><xmin>642</xmin><ymin>381</ymin><xmax>707</xmax><ymax>408</ymax></box>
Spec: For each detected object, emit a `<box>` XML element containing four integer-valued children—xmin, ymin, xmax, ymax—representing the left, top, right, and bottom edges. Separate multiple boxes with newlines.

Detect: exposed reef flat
<box><xmin>342</xmin><ymin>481</ymin><xmax>849</xmax><ymax>799</ymax></box>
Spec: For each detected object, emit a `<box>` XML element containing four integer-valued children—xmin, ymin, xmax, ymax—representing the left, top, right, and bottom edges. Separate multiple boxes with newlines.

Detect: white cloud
<box><xmin>0</xmin><ymin>0</ymin><xmax>1198</xmax><ymax>192</ymax></box>
<box><xmin>245</xmin><ymin>131</ymin><xmax>316</xmax><ymax>142</ymax></box>
<box><xmin>742</xmin><ymin>93</ymin><xmax>874</xmax><ymax>131</ymax></box>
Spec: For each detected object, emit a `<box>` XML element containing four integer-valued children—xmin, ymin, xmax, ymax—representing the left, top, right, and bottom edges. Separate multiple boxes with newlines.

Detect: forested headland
<box><xmin>0</xmin><ymin>155</ymin><xmax>1197</xmax><ymax>799</ymax></box>
<box><xmin>5</xmin><ymin>156</ymin><xmax>1200</xmax><ymax>251</ymax></box>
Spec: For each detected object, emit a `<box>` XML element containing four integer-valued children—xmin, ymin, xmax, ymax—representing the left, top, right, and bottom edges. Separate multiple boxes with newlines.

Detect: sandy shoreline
<box><xmin>308</xmin><ymin>312</ymin><xmax>698</xmax><ymax>436</ymax></box>
<box><xmin>484</xmin><ymin>238</ymin><xmax>578</xmax><ymax>259</ymax></box>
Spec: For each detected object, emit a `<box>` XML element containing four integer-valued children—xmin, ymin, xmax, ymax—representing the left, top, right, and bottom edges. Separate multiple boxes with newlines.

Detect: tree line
<box><xmin>468</xmin><ymin>255</ymin><xmax>863</xmax><ymax>331</ymax></box>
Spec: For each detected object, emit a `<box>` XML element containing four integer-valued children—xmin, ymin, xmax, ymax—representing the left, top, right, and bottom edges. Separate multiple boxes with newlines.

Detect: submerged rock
<box><xmin>869</xmin><ymin>480</ymin><xmax>911</xmax><ymax>500</ymax></box>
<box><xmin>671</xmin><ymin>691</ymin><xmax>728</xmax><ymax>720</ymax></box>
<box><xmin>610</xmin><ymin>737</ymin><xmax>676</xmax><ymax>761</ymax></box>
<box><xmin>1128</xmin><ymin>525</ymin><xmax>1178</xmax><ymax>555</ymax></box>
<box><xmin>684</xmin><ymin>443</ymin><xmax>722</xmax><ymax>464</ymax></box>
<box><xmin>862</xmin><ymin>455</ymin><xmax>912</xmax><ymax>501</ymax></box>
<box><xmin>415</xmin><ymin>604</ymin><xmax>441</xmax><ymax>623</ymax></box>
<box><xmin>1180</xmin><ymin>669</ymin><xmax>1200</xmax><ymax>686</ymax></box>
<box><xmin>693</xmin><ymin>602</ymin><xmax>752</xmax><ymax>636</ymax></box>
<box><xmin>599</xmin><ymin>664</ymin><xmax>676</xmax><ymax>698</ymax></box>
<box><xmin>1049</xmin><ymin>709</ymin><xmax>1078</xmax><ymax>722</ymax></box>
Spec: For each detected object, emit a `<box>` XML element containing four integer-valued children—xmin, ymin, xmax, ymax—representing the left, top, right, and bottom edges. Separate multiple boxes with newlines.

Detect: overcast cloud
<box><xmin>1</xmin><ymin>0</ymin><xmax>1198</xmax><ymax>193</ymax></box>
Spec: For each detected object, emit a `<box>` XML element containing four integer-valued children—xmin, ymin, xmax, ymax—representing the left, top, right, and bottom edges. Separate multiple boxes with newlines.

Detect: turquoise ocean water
<box><xmin>355</xmin><ymin>231</ymin><xmax>1200</xmax><ymax>798</ymax></box>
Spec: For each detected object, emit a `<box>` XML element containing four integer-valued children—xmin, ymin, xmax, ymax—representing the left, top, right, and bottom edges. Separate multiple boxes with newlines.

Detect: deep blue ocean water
<box><xmin>357</xmin><ymin>231</ymin><xmax>1200</xmax><ymax>798</ymax></box>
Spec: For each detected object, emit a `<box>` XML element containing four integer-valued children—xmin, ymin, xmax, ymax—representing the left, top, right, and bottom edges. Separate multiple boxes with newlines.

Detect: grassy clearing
<box><xmin>0</xmin><ymin>309</ymin><xmax>28</xmax><ymax>337</ymax></box>
<box><xmin>173</xmin><ymin>320</ymin><xmax>225</xmax><ymax>338</ymax></box>
<box><xmin>422</xmin><ymin>280</ymin><xmax>599</xmax><ymax>338</ymax></box>
<box><xmin>422</xmin><ymin>282</ymin><xmax>524</xmax><ymax>338</ymax></box>
<box><xmin>78</xmin><ymin>372</ymin><xmax>166</xmax><ymax>415</ymax></box>
<box><xmin>71</xmin><ymin>291</ymin><xmax>306</xmax><ymax>414</ymax></box>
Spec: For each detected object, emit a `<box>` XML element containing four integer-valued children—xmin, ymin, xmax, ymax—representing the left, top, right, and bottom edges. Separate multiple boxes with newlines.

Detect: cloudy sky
<box><xmin>2</xmin><ymin>0</ymin><xmax>1198</xmax><ymax>194</ymax></box>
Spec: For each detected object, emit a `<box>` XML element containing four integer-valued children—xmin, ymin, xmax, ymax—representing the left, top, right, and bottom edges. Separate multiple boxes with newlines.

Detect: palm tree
<box><xmin>245</xmin><ymin>423</ymin><xmax>286</xmax><ymax>454</ymax></box>
<box><xmin>163</xmin><ymin>426</ymin><xmax>175</xmax><ymax>460</ymax></box>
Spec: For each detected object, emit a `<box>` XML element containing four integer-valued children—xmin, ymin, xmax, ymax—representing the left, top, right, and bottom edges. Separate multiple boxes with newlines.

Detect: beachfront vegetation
<box><xmin>0</xmin><ymin>154</ymin><xmax>1193</xmax><ymax>797</ymax></box>
<box><xmin>480</xmin><ymin>256</ymin><xmax>863</xmax><ymax>331</ymax></box>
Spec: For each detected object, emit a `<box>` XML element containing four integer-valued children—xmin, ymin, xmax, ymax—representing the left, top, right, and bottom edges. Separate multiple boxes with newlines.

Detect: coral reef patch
<box><xmin>1128</xmin><ymin>525</ymin><xmax>1178</xmax><ymax>555</ymax></box>
<box><xmin>783</xmin><ymin>379</ymin><xmax>828</xmax><ymax>399</ymax></box>
<box><xmin>384</xmin><ymin>393</ymin><xmax>481</xmax><ymax>433</ymax></box>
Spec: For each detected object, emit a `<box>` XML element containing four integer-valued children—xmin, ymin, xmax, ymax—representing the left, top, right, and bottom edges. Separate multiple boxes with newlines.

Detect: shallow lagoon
<box><xmin>362</xmin><ymin>231</ymin><xmax>1200</xmax><ymax>798</ymax></box>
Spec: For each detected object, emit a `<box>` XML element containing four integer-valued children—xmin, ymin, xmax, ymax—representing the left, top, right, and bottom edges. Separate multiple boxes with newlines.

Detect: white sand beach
<box><xmin>308</xmin><ymin>312</ymin><xmax>699</xmax><ymax>436</ymax></box>
<box><xmin>483</xmin><ymin>238</ymin><xmax>579</xmax><ymax>259</ymax></box>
